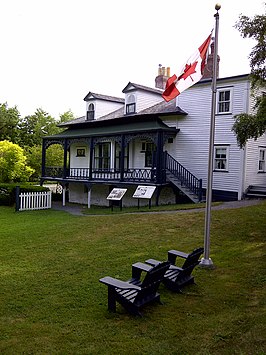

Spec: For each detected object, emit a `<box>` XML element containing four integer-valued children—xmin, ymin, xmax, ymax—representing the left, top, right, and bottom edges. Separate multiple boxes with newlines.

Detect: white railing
<box><xmin>19</xmin><ymin>191</ymin><xmax>52</xmax><ymax>211</ymax></box>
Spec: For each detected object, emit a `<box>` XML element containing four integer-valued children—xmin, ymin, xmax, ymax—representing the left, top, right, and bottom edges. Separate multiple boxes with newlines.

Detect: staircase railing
<box><xmin>164</xmin><ymin>152</ymin><xmax>203</xmax><ymax>201</ymax></box>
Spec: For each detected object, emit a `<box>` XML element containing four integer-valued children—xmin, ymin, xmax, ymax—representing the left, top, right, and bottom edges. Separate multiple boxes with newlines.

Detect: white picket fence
<box><xmin>19</xmin><ymin>191</ymin><xmax>52</xmax><ymax>211</ymax></box>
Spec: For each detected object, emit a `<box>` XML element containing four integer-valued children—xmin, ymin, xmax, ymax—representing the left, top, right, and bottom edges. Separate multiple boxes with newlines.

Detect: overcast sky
<box><xmin>0</xmin><ymin>0</ymin><xmax>265</xmax><ymax>120</ymax></box>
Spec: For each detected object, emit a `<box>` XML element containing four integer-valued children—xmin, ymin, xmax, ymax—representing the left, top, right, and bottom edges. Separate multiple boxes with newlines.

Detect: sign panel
<box><xmin>133</xmin><ymin>185</ymin><xmax>156</xmax><ymax>199</ymax></box>
<box><xmin>107</xmin><ymin>188</ymin><xmax>127</xmax><ymax>201</ymax></box>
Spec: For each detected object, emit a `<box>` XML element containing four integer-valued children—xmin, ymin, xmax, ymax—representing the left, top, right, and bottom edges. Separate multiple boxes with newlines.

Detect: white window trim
<box><xmin>216</xmin><ymin>87</ymin><xmax>233</xmax><ymax>115</ymax></box>
<box><xmin>214</xmin><ymin>145</ymin><xmax>229</xmax><ymax>172</ymax></box>
<box><xmin>258</xmin><ymin>147</ymin><xmax>266</xmax><ymax>172</ymax></box>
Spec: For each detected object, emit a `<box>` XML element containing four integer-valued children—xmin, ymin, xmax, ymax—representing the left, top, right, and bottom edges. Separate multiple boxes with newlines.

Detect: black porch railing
<box><xmin>164</xmin><ymin>152</ymin><xmax>202</xmax><ymax>201</ymax></box>
<box><xmin>43</xmin><ymin>167</ymin><xmax>157</xmax><ymax>183</ymax></box>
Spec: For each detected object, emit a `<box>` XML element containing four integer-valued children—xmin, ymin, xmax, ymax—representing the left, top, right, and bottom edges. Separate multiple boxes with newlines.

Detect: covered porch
<box><xmin>41</xmin><ymin>115</ymin><xmax>179</xmax><ymax>186</ymax></box>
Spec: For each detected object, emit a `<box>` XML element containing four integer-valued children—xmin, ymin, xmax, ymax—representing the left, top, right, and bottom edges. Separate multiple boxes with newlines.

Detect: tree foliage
<box><xmin>0</xmin><ymin>103</ymin><xmax>74</xmax><ymax>181</ymax></box>
<box><xmin>232</xmin><ymin>6</ymin><xmax>266</xmax><ymax>147</ymax></box>
<box><xmin>25</xmin><ymin>144</ymin><xmax>64</xmax><ymax>181</ymax></box>
<box><xmin>18</xmin><ymin>108</ymin><xmax>60</xmax><ymax>147</ymax></box>
<box><xmin>0</xmin><ymin>140</ymin><xmax>35</xmax><ymax>183</ymax></box>
<box><xmin>0</xmin><ymin>103</ymin><xmax>20</xmax><ymax>142</ymax></box>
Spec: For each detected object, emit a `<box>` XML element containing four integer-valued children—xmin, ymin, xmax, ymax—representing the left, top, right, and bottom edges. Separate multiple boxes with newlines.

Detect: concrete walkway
<box><xmin>51</xmin><ymin>199</ymin><xmax>264</xmax><ymax>216</ymax></box>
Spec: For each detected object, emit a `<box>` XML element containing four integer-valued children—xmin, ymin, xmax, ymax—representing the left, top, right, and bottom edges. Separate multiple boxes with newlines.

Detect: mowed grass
<box><xmin>0</xmin><ymin>202</ymin><xmax>265</xmax><ymax>354</ymax></box>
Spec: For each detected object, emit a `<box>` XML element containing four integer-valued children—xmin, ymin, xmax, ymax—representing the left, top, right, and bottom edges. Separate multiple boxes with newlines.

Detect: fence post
<box><xmin>15</xmin><ymin>186</ymin><xmax>20</xmax><ymax>212</ymax></box>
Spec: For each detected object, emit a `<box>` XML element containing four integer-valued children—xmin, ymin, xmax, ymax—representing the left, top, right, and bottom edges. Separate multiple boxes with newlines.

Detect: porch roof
<box><xmin>45</xmin><ymin>116</ymin><xmax>179</xmax><ymax>140</ymax></box>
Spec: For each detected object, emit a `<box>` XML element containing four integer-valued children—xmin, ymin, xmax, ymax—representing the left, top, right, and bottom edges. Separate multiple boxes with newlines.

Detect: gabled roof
<box><xmin>83</xmin><ymin>91</ymin><xmax>125</xmax><ymax>103</ymax></box>
<box><xmin>122</xmin><ymin>82</ymin><xmax>163</xmax><ymax>95</ymax></box>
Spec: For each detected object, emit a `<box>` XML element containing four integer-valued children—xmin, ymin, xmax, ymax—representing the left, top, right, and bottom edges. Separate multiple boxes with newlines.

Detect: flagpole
<box><xmin>200</xmin><ymin>4</ymin><xmax>221</xmax><ymax>267</ymax></box>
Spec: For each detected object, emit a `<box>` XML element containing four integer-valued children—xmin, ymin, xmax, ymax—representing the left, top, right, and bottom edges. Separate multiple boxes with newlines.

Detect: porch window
<box><xmin>144</xmin><ymin>142</ymin><xmax>156</xmax><ymax>168</ymax></box>
<box><xmin>86</xmin><ymin>103</ymin><xmax>95</xmax><ymax>120</ymax></box>
<box><xmin>126</xmin><ymin>94</ymin><xmax>136</xmax><ymax>114</ymax></box>
<box><xmin>217</xmin><ymin>88</ymin><xmax>232</xmax><ymax>114</ymax></box>
<box><xmin>259</xmin><ymin>147</ymin><xmax>266</xmax><ymax>172</ymax></box>
<box><xmin>214</xmin><ymin>146</ymin><xmax>229</xmax><ymax>171</ymax></box>
<box><xmin>115</xmin><ymin>143</ymin><xmax>129</xmax><ymax>171</ymax></box>
<box><xmin>94</xmin><ymin>142</ymin><xmax>110</xmax><ymax>170</ymax></box>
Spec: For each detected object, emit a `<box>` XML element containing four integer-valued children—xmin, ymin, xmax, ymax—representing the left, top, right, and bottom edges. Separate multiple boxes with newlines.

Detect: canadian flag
<box><xmin>162</xmin><ymin>34</ymin><xmax>212</xmax><ymax>102</ymax></box>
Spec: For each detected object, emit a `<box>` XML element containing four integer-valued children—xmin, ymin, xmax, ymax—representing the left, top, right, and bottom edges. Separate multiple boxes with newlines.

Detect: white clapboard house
<box><xmin>41</xmin><ymin>46</ymin><xmax>266</xmax><ymax>207</ymax></box>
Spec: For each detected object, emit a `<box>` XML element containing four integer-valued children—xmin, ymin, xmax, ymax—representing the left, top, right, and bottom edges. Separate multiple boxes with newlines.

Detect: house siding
<box><xmin>125</xmin><ymin>90</ymin><xmax>163</xmax><ymax>114</ymax></box>
<box><xmin>86</xmin><ymin>100</ymin><xmax>123</xmax><ymax>120</ymax></box>
<box><xmin>164</xmin><ymin>77</ymin><xmax>251</xmax><ymax>199</ymax></box>
<box><xmin>244</xmin><ymin>133</ymin><xmax>266</xmax><ymax>190</ymax></box>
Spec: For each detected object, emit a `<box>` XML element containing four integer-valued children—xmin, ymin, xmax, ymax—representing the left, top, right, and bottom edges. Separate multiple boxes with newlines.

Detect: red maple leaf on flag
<box><xmin>178</xmin><ymin>61</ymin><xmax>198</xmax><ymax>81</ymax></box>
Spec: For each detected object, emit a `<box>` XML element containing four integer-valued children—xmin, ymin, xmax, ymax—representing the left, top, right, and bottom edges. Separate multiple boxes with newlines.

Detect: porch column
<box><xmin>63</xmin><ymin>139</ymin><xmax>68</xmax><ymax>179</ymax></box>
<box><xmin>120</xmin><ymin>134</ymin><xmax>125</xmax><ymax>182</ymax></box>
<box><xmin>62</xmin><ymin>186</ymin><xmax>66</xmax><ymax>206</ymax></box>
<box><xmin>89</xmin><ymin>138</ymin><xmax>94</xmax><ymax>179</ymax></box>
<box><xmin>156</xmin><ymin>131</ymin><xmax>164</xmax><ymax>183</ymax></box>
<box><xmin>41</xmin><ymin>139</ymin><xmax>46</xmax><ymax>177</ymax></box>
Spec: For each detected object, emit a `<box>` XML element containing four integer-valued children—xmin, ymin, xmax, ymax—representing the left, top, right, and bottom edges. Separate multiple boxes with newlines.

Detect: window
<box><xmin>76</xmin><ymin>148</ymin><xmax>86</xmax><ymax>157</ymax></box>
<box><xmin>259</xmin><ymin>148</ymin><xmax>266</xmax><ymax>172</ymax></box>
<box><xmin>141</xmin><ymin>142</ymin><xmax>156</xmax><ymax>167</ymax></box>
<box><xmin>94</xmin><ymin>143</ymin><xmax>110</xmax><ymax>170</ymax></box>
<box><xmin>86</xmin><ymin>103</ymin><xmax>95</xmax><ymax>120</ymax></box>
<box><xmin>126</xmin><ymin>94</ymin><xmax>136</xmax><ymax>114</ymax></box>
<box><xmin>217</xmin><ymin>89</ymin><xmax>232</xmax><ymax>114</ymax></box>
<box><xmin>214</xmin><ymin>146</ymin><xmax>229</xmax><ymax>171</ymax></box>
<box><xmin>115</xmin><ymin>143</ymin><xmax>129</xmax><ymax>171</ymax></box>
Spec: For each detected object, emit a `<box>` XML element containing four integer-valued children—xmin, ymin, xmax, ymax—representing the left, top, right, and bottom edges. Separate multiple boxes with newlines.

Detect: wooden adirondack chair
<box><xmin>145</xmin><ymin>247</ymin><xmax>204</xmax><ymax>292</ymax></box>
<box><xmin>99</xmin><ymin>261</ymin><xmax>170</xmax><ymax>316</ymax></box>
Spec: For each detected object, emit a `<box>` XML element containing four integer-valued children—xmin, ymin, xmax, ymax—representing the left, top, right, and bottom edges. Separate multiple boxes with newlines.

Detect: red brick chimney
<box><xmin>155</xmin><ymin>64</ymin><xmax>170</xmax><ymax>89</ymax></box>
<box><xmin>202</xmin><ymin>40</ymin><xmax>220</xmax><ymax>79</ymax></box>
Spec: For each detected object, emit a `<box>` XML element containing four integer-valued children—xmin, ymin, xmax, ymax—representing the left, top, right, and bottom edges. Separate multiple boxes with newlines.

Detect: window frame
<box><xmin>86</xmin><ymin>103</ymin><xmax>95</xmax><ymax>120</ymax></box>
<box><xmin>216</xmin><ymin>87</ymin><xmax>233</xmax><ymax>114</ymax></box>
<box><xmin>258</xmin><ymin>147</ymin><xmax>266</xmax><ymax>172</ymax></box>
<box><xmin>125</xmin><ymin>94</ymin><xmax>136</xmax><ymax>115</ymax></box>
<box><xmin>93</xmin><ymin>142</ymin><xmax>111</xmax><ymax>170</ymax></box>
<box><xmin>214</xmin><ymin>145</ymin><xmax>229</xmax><ymax>172</ymax></box>
<box><xmin>76</xmin><ymin>147</ymin><xmax>86</xmax><ymax>157</ymax></box>
<box><xmin>114</xmin><ymin>142</ymin><xmax>129</xmax><ymax>171</ymax></box>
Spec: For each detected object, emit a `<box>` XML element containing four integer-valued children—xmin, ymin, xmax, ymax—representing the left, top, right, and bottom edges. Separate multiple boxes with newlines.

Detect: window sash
<box><xmin>126</xmin><ymin>103</ymin><xmax>136</xmax><ymax>114</ymax></box>
<box><xmin>214</xmin><ymin>147</ymin><xmax>228</xmax><ymax>171</ymax></box>
<box><xmin>259</xmin><ymin>149</ymin><xmax>266</xmax><ymax>171</ymax></box>
<box><xmin>94</xmin><ymin>143</ymin><xmax>110</xmax><ymax>170</ymax></box>
<box><xmin>217</xmin><ymin>89</ymin><xmax>231</xmax><ymax>113</ymax></box>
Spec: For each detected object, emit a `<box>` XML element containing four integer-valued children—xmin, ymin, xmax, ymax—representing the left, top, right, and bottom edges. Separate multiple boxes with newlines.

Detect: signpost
<box><xmin>133</xmin><ymin>185</ymin><xmax>156</xmax><ymax>209</ymax></box>
<box><xmin>107</xmin><ymin>188</ymin><xmax>127</xmax><ymax>211</ymax></box>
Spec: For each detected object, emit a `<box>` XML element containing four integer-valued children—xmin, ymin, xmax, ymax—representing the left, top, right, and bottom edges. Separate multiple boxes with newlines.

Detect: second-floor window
<box><xmin>126</xmin><ymin>94</ymin><xmax>136</xmax><ymax>114</ymax></box>
<box><xmin>87</xmin><ymin>103</ymin><xmax>95</xmax><ymax>120</ymax></box>
<box><xmin>259</xmin><ymin>147</ymin><xmax>266</xmax><ymax>172</ymax></box>
<box><xmin>217</xmin><ymin>89</ymin><xmax>232</xmax><ymax>114</ymax></box>
<box><xmin>214</xmin><ymin>146</ymin><xmax>229</xmax><ymax>171</ymax></box>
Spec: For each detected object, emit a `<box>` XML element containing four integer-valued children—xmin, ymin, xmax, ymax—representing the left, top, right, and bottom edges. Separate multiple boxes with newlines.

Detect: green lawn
<box><xmin>0</xmin><ymin>202</ymin><xmax>265</xmax><ymax>354</ymax></box>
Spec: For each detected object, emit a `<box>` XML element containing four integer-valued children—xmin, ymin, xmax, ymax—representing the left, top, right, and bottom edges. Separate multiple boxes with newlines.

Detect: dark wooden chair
<box><xmin>145</xmin><ymin>247</ymin><xmax>204</xmax><ymax>292</ymax></box>
<box><xmin>99</xmin><ymin>261</ymin><xmax>170</xmax><ymax>316</ymax></box>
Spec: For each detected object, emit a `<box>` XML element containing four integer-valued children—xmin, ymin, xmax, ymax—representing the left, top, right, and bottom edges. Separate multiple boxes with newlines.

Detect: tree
<box><xmin>0</xmin><ymin>140</ymin><xmax>34</xmax><ymax>183</ymax></box>
<box><xmin>232</xmin><ymin>6</ymin><xmax>266</xmax><ymax>147</ymax></box>
<box><xmin>18</xmin><ymin>108</ymin><xmax>60</xmax><ymax>147</ymax></box>
<box><xmin>0</xmin><ymin>103</ymin><xmax>20</xmax><ymax>142</ymax></box>
<box><xmin>25</xmin><ymin>144</ymin><xmax>64</xmax><ymax>181</ymax></box>
<box><xmin>59</xmin><ymin>110</ymin><xmax>75</xmax><ymax>124</ymax></box>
